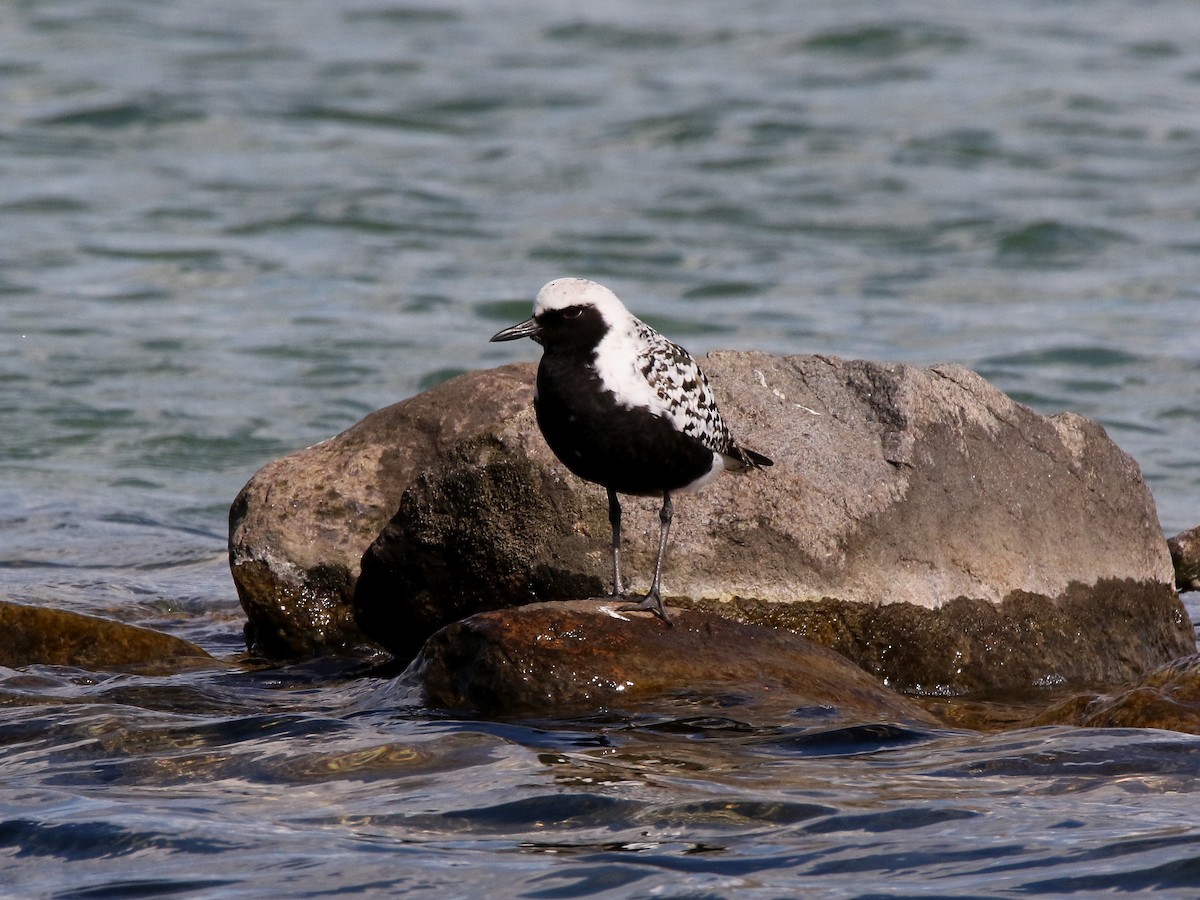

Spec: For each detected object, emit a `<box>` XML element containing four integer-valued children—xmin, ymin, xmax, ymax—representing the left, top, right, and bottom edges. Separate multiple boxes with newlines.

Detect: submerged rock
<box><xmin>231</xmin><ymin>354</ymin><xmax>1192</xmax><ymax>692</ymax></box>
<box><xmin>407</xmin><ymin>600</ymin><xmax>940</xmax><ymax>722</ymax></box>
<box><xmin>1168</xmin><ymin>524</ymin><xmax>1200</xmax><ymax>592</ymax></box>
<box><xmin>1028</xmin><ymin>653</ymin><xmax>1200</xmax><ymax>735</ymax></box>
<box><xmin>0</xmin><ymin>601</ymin><xmax>213</xmax><ymax>672</ymax></box>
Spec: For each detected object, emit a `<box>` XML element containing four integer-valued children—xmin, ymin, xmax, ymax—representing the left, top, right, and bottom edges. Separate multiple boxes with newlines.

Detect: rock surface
<box><xmin>1028</xmin><ymin>653</ymin><xmax>1200</xmax><ymax>734</ymax></box>
<box><xmin>693</xmin><ymin>579</ymin><xmax>1190</xmax><ymax>696</ymax></box>
<box><xmin>1169</xmin><ymin>525</ymin><xmax>1200</xmax><ymax>592</ymax></box>
<box><xmin>0</xmin><ymin>601</ymin><xmax>213</xmax><ymax>671</ymax></box>
<box><xmin>407</xmin><ymin>600</ymin><xmax>941</xmax><ymax>723</ymax></box>
<box><xmin>229</xmin><ymin>363</ymin><xmax>539</xmax><ymax>658</ymax></box>
<box><xmin>231</xmin><ymin>353</ymin><xmax>1193</xmax><ymax>691</ymax></box>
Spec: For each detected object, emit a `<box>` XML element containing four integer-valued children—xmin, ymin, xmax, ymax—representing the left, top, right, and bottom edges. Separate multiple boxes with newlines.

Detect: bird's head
<box><xmin>490</xmin><ymin>277</ymin><xmax>629</xmax><ymax>351</ymax></box>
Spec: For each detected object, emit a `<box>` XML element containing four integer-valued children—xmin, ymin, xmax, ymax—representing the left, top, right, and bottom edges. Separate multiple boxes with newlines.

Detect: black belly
<box><xmin>534</xmin><ymin>358</ymin><xmax>716</xmax><ymax>496</ymax></box>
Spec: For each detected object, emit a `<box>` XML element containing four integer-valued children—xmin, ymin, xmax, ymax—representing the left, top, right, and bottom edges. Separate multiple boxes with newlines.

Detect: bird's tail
<box><xmin>724</xmin><ymin>446</ymin><xmax>773</xmax><ymax>471</ymax></box>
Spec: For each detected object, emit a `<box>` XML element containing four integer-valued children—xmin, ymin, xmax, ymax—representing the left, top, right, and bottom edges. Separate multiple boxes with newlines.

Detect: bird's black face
<box><xmin>534</xmin><ymin>304</ymin><xmax>608</xmax><ymax>351</ymax></box>
<box><xmin>490</xmin><ymin>304</ymin><xmax>608</xmax><ymax>352</ymax></box>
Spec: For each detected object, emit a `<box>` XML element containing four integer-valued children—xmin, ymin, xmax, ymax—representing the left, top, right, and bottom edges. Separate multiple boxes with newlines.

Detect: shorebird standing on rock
<box><xmin>490</xmin><ymin>277</ymin><xmax>772</xmax><ymax>624</ymax></box>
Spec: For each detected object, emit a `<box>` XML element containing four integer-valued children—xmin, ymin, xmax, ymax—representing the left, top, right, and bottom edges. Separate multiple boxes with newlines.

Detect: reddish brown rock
<box><xmin>0</xmin><ymin>601</ymin><xmax>214</xmax><ymax>672</ymax></box>
<box><xmin>1168</xmin><ymin>524</ymin><xmax>1200</xmax><ymax>592</ymax></box>
<box><xmin>1028</xmin><ymin>653</ymin><xmax>1200</xmax><ymax>734</ymax></box>
<box><xmin>407</xmin><ymin>600</ymin><xmax>940</xmax><ymax>723</ymax></box>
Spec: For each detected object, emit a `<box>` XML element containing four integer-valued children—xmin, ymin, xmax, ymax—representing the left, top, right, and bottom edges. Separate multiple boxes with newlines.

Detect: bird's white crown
<box><xmin>534</xmin><ymin>277</ymin><xmax>631</xmax><ymax>326</ymax></box>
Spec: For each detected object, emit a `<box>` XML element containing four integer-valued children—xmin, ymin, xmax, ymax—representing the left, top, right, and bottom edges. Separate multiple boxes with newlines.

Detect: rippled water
<box><xmin>3</xmin><ymin>0</ymin><xmax>1200</xmax><ymax>895</ymax></box>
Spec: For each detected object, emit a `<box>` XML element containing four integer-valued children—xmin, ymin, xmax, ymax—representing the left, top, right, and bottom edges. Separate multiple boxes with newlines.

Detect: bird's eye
<box><xmin>562</xmin><ymin>307</ymin><xmax>583</xmax><ymax>320</ymax></box>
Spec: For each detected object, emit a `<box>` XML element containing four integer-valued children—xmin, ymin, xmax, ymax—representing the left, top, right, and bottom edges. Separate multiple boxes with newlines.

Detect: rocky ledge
<box><xmin>406</xmin><ymin>600</ymin><xmax>940</xmax><ymax>723</ymax></box>
<box><xmin>229</xmin><ymin>353</ymin><xmax>1194</xmax><ymax>694</ymax></box>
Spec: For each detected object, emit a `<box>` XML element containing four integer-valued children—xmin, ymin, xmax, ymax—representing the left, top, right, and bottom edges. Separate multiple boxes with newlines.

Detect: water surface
<box><xmin>3</xmin><ymin>0</ymin><xmax>1200</xmax><ymax>895</ymax></box>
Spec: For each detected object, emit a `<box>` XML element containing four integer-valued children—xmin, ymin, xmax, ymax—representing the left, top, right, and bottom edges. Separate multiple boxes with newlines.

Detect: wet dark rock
<box><xmin>1028</xmin><ymin>653</ymin><xmax>1200</xmax><ymax>734</ymax></box>
<box><xmin>691</xmin><ymin>579</ymin><xmax>1191</xmax><ymax>696</ymax></box>
<box><xmin>407</xmin><ymin>600</ymin><xmax>941</xmax><ymax>722</ymax></box>
<box><xmin>0</xmin><ymin>601</ymin><xmax>214</xmax><ymax>672</ymax></box>
<box><xmin>1168</xmin><ymin>525</ymin><xmax>1200</xmax><ymax>592</ymax></box>
<box><xmin>231</xmin><ymin>354</ymin><xmax>1192</xmax><ymax>693</ymax></box>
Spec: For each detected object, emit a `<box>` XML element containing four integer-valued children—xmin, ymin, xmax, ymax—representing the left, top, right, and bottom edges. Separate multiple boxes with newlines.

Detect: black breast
<box><xmin>534</xmin><ymin>352</ymin><xmax>717</xmax><ymax>496</ymax></box>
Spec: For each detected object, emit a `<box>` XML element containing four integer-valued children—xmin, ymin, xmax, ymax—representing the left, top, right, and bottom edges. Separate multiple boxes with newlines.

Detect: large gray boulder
<box><xmin>229</xmin><ymin>353</ymin><xmax>1193</xmax><ymax>691</ymax></box>
<box><xmin>229</xmin><ymin>363</ymin><xmax>538</xmax><ymax>658</ymax></box>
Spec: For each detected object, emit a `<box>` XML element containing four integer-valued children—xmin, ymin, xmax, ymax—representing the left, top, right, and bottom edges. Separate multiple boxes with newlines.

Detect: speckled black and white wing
<box><xmin>591</xmin><ymin>311</ymin><xmax>767</xmax><ymax>471</ymax></box>
<box><xmin>632</xmin><ymin>322</ymin><xmax>744</xmax><ymax>459</ymax></box>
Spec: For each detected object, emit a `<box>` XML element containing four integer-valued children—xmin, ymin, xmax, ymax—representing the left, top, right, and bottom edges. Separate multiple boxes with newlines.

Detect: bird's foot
<box><xmin>592</xmin><ymin>591</ymin><xmax>627</xmax><ymax>606</ymax></box>
<box><xmin>591</xmin><ymin>577</ymin><xmax>627</xmax><ymax>604</ymax></box>
<box><xmin>618</xmin><ymin>592</ymin><xmax>673</xmax><ymax>626</ymax></box>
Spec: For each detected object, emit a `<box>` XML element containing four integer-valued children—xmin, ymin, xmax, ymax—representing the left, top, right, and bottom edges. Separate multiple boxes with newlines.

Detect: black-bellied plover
<box><xmin>490</xmin><ymin>277</ymin><xmax>772</xmax><ymax>624</ymax></box>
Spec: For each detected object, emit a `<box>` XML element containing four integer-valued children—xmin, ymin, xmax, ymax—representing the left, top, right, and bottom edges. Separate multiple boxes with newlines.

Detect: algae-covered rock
<box><xmin>1028</xmin><ymin>653</ymin><xmax>1200</xmax><ymax>734</ymax></box>
<box><xmin>0</xmin><ymin>601</ymin><xmax>213</xmax><ymax>672</ymax></box>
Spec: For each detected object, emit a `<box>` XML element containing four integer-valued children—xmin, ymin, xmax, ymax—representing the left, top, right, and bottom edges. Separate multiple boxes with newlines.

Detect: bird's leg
<box><xmin>606</xmin><ymin>486</ymin><xmax>626</xmax><ymax>599</ymax></box>
<box><xmin>620</xmin><ymin>491</ymin><xmax>673</xmax><ymax>625</ymax></box>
